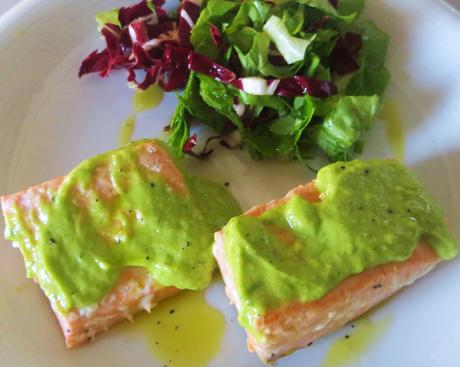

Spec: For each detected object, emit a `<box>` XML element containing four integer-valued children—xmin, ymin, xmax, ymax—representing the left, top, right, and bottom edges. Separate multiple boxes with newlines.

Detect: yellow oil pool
<box><xmin>322</xmin><ymin>316</ymin><xmax>392</xmax><ymax>367</ymax></box>
<box><xmin>126</xmin><ymin>290</ymin><xmax>225</xmax><ymax>367</ymax></box>
<box><xmin>380</xmin><ymin>101</ymin><xmax>405</xmax><ymax>161</ymax></box>
<box><xmin>133</xmin><ymin>84</ymin><xmax>164</xmax><ymax>113</ymax></box>
<box><xmin>118</xmin><ymin>115</ymin><xmax>137</xmax><ymax>146</ymax></box>
<box><xmin>118</xmin><ymin>85</ymin><xmax>164</xmax><ymax>146</ymax></box>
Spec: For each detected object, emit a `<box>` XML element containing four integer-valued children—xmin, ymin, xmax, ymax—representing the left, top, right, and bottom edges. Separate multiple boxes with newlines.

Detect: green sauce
<box><xmin>3</xmin><ymin>140</ymin><xmax>240</xmax><ymax>311</ymax></box>
<box><xmin>223</xmin><ymin>160</ymin><xmax>457</xmax><ymax>335</ymax></box>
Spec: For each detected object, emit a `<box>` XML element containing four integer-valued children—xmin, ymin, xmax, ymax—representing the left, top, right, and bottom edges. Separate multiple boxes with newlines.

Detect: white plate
<box><xmin>1</xmin><ymin>1</ymin><xmax>460</xmax><ymax>366</ymax></box>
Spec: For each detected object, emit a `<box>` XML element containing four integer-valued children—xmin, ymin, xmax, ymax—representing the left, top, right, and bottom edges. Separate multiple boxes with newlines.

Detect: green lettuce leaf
<box><xmin>168</xmin><ymin>101</ymin><xmax>190</xmax><ymax>157</ymax></box>
<box><xmin>246</xmin><ymin>95</ymin><xmax>314</xmax><ymax>159</ymax></box>
<box><xmin>95</xmin><ymin>8</ymin><xmax>120</xmax><ymax>28</ymax></box>
<box><xmin>346</xmin><ymin>21</ymin><xmax>390</xmax><ymax>96</ymax></box>
<box><xmin>311</xmin><ymin>95</ymin><xmax>380</xmax><ymax>160</ymax></box>
<box><xmin>338</xmin><ymin>0</ymin><xmax>365</xmax><ymax>16</ymax></box>
<box><xmin>197</xmin><ymin>75</ymin><xmax>244</xmax><ymax>130</ymax></box>
<box><xmin>263</xmin><ymin>15</ymin><xmax>316</xmax><ymax>64</ymax></box>
<box><xmin>181</xmin><ymin>73</ymin><xmax>227</xmax><ymax>132</ymax></box>
<box><xmin>270</xmin><ymin>0</ymin><xmax>338</xmax><ymax>16</ymax></box>
<box><xmin>235</xmin><ymin>32</ymin><xmax>304</xmax><ymax>78</ymax></box>
<box><xmin>191</xmin><ymin>0</ymin><xmax>240</xmax><ymax>59</ymax></box>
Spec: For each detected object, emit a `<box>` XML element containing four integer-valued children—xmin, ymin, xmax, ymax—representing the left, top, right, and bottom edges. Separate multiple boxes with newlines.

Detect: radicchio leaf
<box><xmin>209</xmin><ymin>23</ymin><xmax>225</xmax><ymax>49</ymax></box>
<box><xmin>183</xmin><ymin>133</ymin><xmax>213</xmax><ymax>158</ymax></box>
<box><xmin>329</xmin><ymin>0</ymin><xmax>339</xmax><ymax>9</ymax></box>
<box><xmin>160</xmin><ymin>46</ymin><xmax>191</xmax><ymax>91</ymax></box>
<box><xmin>79</xmin><ymin>0</ymin><xmax>199</xmax><ymax>92</ymax></box>
<box><xmin>178</xmin><ymin>0</ymin><xmax>202</xmax><ymax>48</ymax></box>
<box><xmin>188</xmin><ymin>52</ymin><xmax>236</xmax><ymax>84</ymax></box>
<box><xmin>118</xmin><ymin>0</ymin><xmax>164</xmax><ymax>27</ymax></box>
<box><xmin>276</xmin><ymin>76</ymin><xmax>338</xmax><ymax>98</ymax></box>
<box><xmin>79</xmin><ymin>50</ymin><xmax>111</xmax><ymax>78</ymax></box>
<box><xmin>330</xmin><ymin>32</ymin><xmax>363</xmax><ymax>76</ymax></box>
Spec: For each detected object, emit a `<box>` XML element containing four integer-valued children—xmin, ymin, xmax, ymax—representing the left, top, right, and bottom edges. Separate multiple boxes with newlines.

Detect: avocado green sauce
<box><xmin>223</xmin><ymin>160</ymin><xmax>457</xmax><ymax>336</ymax></box>
<box><xmin>3</xmin><ymin>140</ymin><xmax>240</xmax><ymax>311</ymax></box>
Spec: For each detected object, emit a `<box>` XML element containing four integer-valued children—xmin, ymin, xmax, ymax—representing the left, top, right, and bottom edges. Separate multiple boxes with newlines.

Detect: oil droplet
<box><xmin>119</xmin><ymin>115</ymin><xmax>137</xmax><ymax>146</ymax></box>
<box><xmin>133</xmin><ymin>84</ymin><xmax>164</xmax><ymax>113</ymax></box>
<box><xmin>118</xmin><ymin>85</ymin><xmax>164</xmax><ymax>146</ymax></box>
<box><xmin>322</xmin><ymin>316</ymin><xmax>392</xmax><ymax>367</ymax></box>
<box><xmin>127</xmin><ymin>290</ymin><xmax>225</xmax><ymax>367</ymax></box>
<box><xmin>379</xmin><ymin>101</ymin><xmax>405</xmax><ymax>161</ymax></box>
<box><xmin>15</xmin><ymin>282</ymin><xmax>30</xmax><ymax>293</ymax></box>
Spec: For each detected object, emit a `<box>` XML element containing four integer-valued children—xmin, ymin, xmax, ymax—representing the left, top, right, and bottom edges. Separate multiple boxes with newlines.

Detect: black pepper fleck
<box><xmin>95</xmin><ymin>199</ymin><xmax>99</xmax><ymax>202</ymax></box>
<box><xmin>224</xmin><ymin>182</ymin><xmax>230</xmax><ymax>186</ymax></box>
<box><xmin>345</xmin><ymin>335</ymin><xmax>350</xmax><ymax>339</ymax></box>
<box><xmin>373</xmin><ymin>283</ymin><xmax>383</xmax><ymax>289</ymax></box>
<box><xmin>308</xmin><ymin>342</ymin><xmax>313</xmax><ymax>346</ymax></box>
<box><xmin>156</xmin><ymin>321</ymin><xmax>161</xmax><ymax>325</ymax></box>
<box><xmin>150</xmin><ymin>182</ymin><xmax>155</xmax><ymax>188</ymax></box>
<box><xmin>146</xmin><ymin>256</ymin><xmax>150</xmax><ymax>260</ymax></box>
<box><xmin>351</xmin><ymin>324</ymin><xmax>355</xmax><ymax>328</ymax></box>
<box><xmin>175</xmin><ymin>326</ymin><xmax>179</xmax><ymax>330</ymax></box>
<box><xmin>364</xmin><ymin>169</ymin><xmax>370</xmax><ymax>174</ymax></box>
<box><xmin>388</xmin><ymin>209</ymin><xmax>394</xmax><ymax>214</ymax></box>
<box><xmin>169</xmin><ymin>309</ymin><xmax>175</xmax><ymax>314</ymax></box>
<box><xmin>49</xmin><ymin>238</ymin><xmax>56</xmax><ymax>245</ymax></box>
<box><xmin>407</xmin><ymin>208</ymin><xmax>412</xmax><ymax>213</ymax></box>
<box><xmin>341</xmin><ymin>166</ymin><xmax>346</xmax><ymax>170</ymax></box>
<box><xmin>155</xmin><ymin>341</ymin><xmax>159</xmax><ymax>345</ymax></box>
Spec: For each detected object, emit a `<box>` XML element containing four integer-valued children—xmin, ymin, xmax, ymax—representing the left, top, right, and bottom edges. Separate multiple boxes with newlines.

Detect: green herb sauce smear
<box><xmin>3</xmin><ymin>139</ymin><xmax>240</xmax><ymax>311</ymax></box>
<box><xmin>223</xmin><ymin>160</ymin><xmax>457</xmax><ymax>335</ymax></box>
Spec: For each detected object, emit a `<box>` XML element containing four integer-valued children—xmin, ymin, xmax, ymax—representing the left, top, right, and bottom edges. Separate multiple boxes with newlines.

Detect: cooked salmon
<box><xmin>0</xmin><ymin>140</ymin><xmax>193</xmax><ymax>347</ymax></box>
<box><xmin>213</xmin><ymin>182</ymin><xmax>442</xmax><ymax>363</ymax></box>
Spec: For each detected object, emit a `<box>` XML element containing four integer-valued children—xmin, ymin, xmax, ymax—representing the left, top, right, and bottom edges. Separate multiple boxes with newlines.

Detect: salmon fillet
<box><xmin>0</xmin><ymin>141</ymin><xmax>188</xmax><ymax>347</ymax></box>
<box><xmin>213</xmin><ymin>182</ymin><xmax>441</xmax><ymax>363</ymax></box>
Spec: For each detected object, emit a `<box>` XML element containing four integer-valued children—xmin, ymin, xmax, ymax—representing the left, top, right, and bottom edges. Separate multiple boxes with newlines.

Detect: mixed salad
<box><xmin>80</xmin><ymin>0</ymin><xmax>390</xmax><ymax>162</ymax></box>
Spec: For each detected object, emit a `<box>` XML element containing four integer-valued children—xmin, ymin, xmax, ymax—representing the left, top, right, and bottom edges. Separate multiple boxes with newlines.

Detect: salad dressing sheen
<box><xmin>119</xmin><ymin>85</ymin><xmax>164</xmax><ymax>146</ymax></box>
<box><xmin>380</xmin><ymin>101</ymin><xmax>405</xmax><ymax>161</ymax></box>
